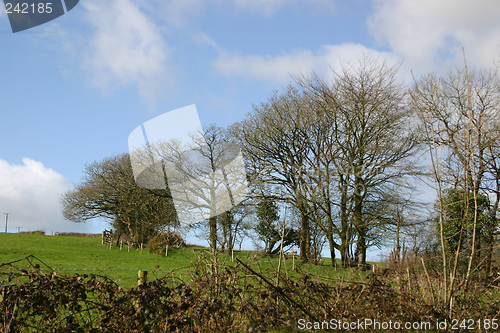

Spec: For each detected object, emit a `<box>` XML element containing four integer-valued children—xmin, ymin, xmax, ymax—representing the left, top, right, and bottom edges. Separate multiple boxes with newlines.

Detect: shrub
<box><xmin>19</xmin><ymin>230</ymin><xmax>45</xmax><ymax>235</ymax></box>
<box><xmin>1</xmin><ymin>254</ymin><xmax>499</xmax><ymax>332</ymax></box>
<box><xmin>146</xmin><ymin>232</ymin><xmax>185</xmax><ymax>255</ymax></box>
<box><xmin>56</xmin><ymin>232</ymin><xmax>101</xmax><ymax>237</ymax></box>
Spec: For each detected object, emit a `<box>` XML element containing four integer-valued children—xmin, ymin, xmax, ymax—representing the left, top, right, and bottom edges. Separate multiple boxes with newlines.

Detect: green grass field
<box><xmin>0</xmin><ymin>233</ymin><xmax>370</xmax><ymax>289</ymax></box>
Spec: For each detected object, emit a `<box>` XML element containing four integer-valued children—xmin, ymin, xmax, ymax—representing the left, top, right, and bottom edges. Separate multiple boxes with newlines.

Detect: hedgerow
<box><xmin>1</xmin><ymin>254</ymin><xmax>499</xmax><ymax>332</ymax></box>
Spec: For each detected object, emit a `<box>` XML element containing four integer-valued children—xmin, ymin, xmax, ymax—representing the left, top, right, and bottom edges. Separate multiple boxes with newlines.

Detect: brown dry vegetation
<box><xmin>1</xmin><ymin>253</ymin><xmax>499</xmax><ymax>332</ymax></box>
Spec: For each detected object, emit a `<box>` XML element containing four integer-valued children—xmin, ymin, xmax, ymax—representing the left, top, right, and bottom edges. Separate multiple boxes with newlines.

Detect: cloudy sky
<box><xmin>1</xmin><ymin>0</ymin><xmax>500</xmax><ymax>236</ymax></box>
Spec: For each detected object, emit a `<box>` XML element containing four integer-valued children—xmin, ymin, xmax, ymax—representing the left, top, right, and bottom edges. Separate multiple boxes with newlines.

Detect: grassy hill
<box><xmin>0</xmin><ymin>233</ymin><xmax>206</xmax><ymax>288</ymax></box>
<box><xmin>2</xmin><ymin>233</ymin><xmax>496</xmax><ymax>332</ymax></box>
<box><xmin>0</xmin><ymin>233</ymin><xmax>369</xmax><ymax>289</ymax></box>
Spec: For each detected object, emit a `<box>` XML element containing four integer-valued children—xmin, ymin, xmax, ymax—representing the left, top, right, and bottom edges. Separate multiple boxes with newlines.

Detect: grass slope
<box><xmin>0</xmin><ymin>233</ymin><xmax>370</xmax><ymax>289</ymax></box>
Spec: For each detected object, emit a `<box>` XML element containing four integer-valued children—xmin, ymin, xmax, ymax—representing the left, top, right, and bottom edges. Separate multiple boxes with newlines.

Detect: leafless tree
<box><xmin>150</xmin><ymin>124</ymin><xmax>248</xmax><ymax>251</ymax></box>
<box><xmin>241</xmin><ymin>56</ymin><xmax>420</xmax><ymax>267</ymax></box>
<box><xmin>411</xmin><ymin>62</ymin><xmax>500</xmax><ymax>308</ymax></box>
<box><xmin>299</xmin><ymin>56</ymin><xmax>421</xmax><ymax>268</ymax></box>
<box><xmin>239</xmin><ymin>87</ymin><xmax>317</xmax><ymax>262</ymax></box>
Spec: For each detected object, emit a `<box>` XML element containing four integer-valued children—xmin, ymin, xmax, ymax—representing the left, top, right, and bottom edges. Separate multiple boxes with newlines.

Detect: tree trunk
<box><xmin>339</xmin><ymin>242</ymin><xmax>350</xmax><ymax>267</ymax></box>
<box><xmin>299</xmin><ymin>211</ymin><xmax>310</xmax><ymax>263</ymax></box>
<box><xmin>326</xmin><ymin>234</ymin><xmax>337</xmax><ymax>267</ymax></box>
<box><xmin>354</xmin><ymin>173</ymin><xmax>366</xmax><ymax>270</ymax></box>
<box><xmin>209</xmin><ymin>216</ymin><xmax>217</xmax><ymax>251</ymax></box>
<box><xmin>395</xmin><ymin>209</ymin><xmax>401</xmax><ymax>263</ymax></box>
<box><xmin>357</xmin><ymin>234</ymin><xmax>367</xmax><ymax>270</ymax></box>
<box><xmin>339</xmin><ymin>181</ymin><xmax>351</xmax><ymax>268</ymax></box>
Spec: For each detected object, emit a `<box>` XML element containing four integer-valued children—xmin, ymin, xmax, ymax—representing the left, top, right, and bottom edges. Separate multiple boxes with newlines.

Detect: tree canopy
<box><xmin>61</xmin><ymin>153</ymin><xmax>177</xmax><ymax>244</ymax></box>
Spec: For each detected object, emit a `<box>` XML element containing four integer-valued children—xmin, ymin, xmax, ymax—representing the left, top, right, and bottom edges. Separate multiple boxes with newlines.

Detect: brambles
<box><xmin>18</xmin><ymin>230</ymin><xmax>45</xmax><ymax>235</ymax></box>
<box><xmin>1</xmin><ymin>254</ymin><xmax>498</xmax><ymax>332</ymax></box>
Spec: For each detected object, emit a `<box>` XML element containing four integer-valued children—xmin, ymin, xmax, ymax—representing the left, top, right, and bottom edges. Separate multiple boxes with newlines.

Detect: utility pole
<box><xmin>4</xmin><ymin>213</ymin><xmax>10</xmax><ymax>233</ymax></box>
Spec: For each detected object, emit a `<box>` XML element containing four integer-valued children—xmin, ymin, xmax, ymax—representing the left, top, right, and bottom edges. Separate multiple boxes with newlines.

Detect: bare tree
<box><xmin>218</xmin><ymin>201</ymin><xmax>252</xmax><ymax>253</ymax></box>
<box><xmin>411</xmin><ymin>67</ymin><xmax>500</xmax><ymax>270</ymax></box>
<box><xmin>411</xmin><ymin>63</ymin><xmax>500</xmax><ymax>310</ymax></box>
<box><xmin>148</xmin><ymin>124</ymin><xmax>248</xmax><ymax>251</ymax></box>
<box><xmin>299</xmin><ymin>56</ymin><xmax>421</xmax><ymax>268</ymax></box>
<box><xmin>240</xmin><ymin>57</ymin><xmax>420</xmax><ymax>268</ymax></box>
<box><xmin>239</xmin><ymin>87</ymin><xmax>316</xmax><ymax>262</ymax></box>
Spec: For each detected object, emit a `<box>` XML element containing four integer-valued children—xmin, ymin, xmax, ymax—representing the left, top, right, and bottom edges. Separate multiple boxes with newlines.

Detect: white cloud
<box><xmin>154</xmin><ymin>0</ymin><xmax>206</xmax><ymax>28</ymax></box>
<box><xmin>75</xmin><ymin>0</ymin><xmax>337</xmax><ymax>100</ymax></box>
<box><xmin>82</xmin><ymin>0</ymin><xmax>170</xmax><ymax>101</ymax></box>
<box><xmin>368</xmin><ymin>0</ymin><xmax>500</xmax><ymax>72</ymax></box>
<box><xmin>0</xmin><ymin>158</ymin><xmax>94</xmax><ymax>233</ymax></box>
<box><xmin>213</xmin><ymin>43</ymin><xmax>401</xmax><ymax>84</ymax></box>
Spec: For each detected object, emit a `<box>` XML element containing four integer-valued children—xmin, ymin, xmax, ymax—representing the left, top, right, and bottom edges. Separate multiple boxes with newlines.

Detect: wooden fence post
<box><xmin>138</xmin><ymin>270</ymin><xmax>147</xmax><ymax>286</ymax></box>
<box><xmin>135</xmin><ymin>270</ymin><xmax>148</xmax><ymax>309</ymax></box>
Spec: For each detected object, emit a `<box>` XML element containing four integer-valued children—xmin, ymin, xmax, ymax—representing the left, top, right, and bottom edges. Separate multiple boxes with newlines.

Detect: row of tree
<box><xmin>238</xmin><ymin>58</ymin><xmax>420</xmax><ymax>267</ymax></box>
<box><xmin>412</xmin><ymin>62</ymin><xmax>500</xmax><ymax>308</ymax></box>
<box><xmin>62</xmin><ymin>56</ymin><xmax>500</xmax><ymax>273</ymax></box>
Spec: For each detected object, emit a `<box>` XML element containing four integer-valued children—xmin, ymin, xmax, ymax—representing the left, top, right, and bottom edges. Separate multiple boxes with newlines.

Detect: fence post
<box><xmin>138</xmin><ymin>270</ymin><xmax>147</xmax><ymax>286</ymax></box>
<box><xmin>135</xmin><ymin>270</ymin><xmax>148</xmax><ymax>309</ymax></box>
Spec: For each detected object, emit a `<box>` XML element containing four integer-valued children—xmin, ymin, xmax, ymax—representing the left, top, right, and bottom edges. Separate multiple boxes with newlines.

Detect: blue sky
<box><xmin>1</xmin><ymin>0</ymin><xmax>500</xmax><ymax>251</ymax></box>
